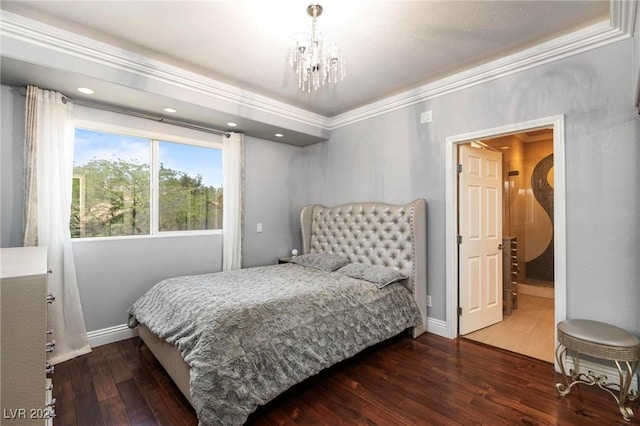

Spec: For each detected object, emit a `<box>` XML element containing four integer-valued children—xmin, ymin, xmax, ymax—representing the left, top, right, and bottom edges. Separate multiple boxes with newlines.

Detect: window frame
<box><xmin>72</xmin><ymin>117</ymin><xmax>224</xmax><ymax>241</ymax></box>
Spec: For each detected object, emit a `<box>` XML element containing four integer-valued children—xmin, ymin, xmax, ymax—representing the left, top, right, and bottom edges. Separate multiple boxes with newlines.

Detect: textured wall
<box><xmin>2</xmin><ymin>33</ymin><xmax>638</xmax><ymax>336</ymax></box>
<box><xmin>295</xmin><ymin>38</ymin><xmax>640</xmax><ymax>334</ymax></box>
<box><xmin>242</xmin><ymin>135</ymin><xmax>303</xmax><ymax>267</ymax></box>
<box><xmin>0</xmin><ymin>85</ymin><xmax>26</xmax><ymax>248</ymax></box>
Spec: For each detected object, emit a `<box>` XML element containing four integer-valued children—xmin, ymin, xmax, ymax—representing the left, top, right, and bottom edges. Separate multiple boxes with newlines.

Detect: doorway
<box><xmin>444</xmin><ymin>116</ymin><xmax>566</xmax><ymax>364</ymax></box>
<box><xmin>463</xmin><ymin>130</ymin><xmax>555</xmax><ymax>362</ymax></box>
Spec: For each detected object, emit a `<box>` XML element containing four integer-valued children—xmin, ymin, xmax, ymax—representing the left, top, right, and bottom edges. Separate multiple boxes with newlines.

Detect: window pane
<box><xmin>158</xmin><ymin>141</ymin><xmax>223</xmax><ymax>232</ymax></box>
<box><xmin>71</xmin><ymin>129</ymin><xmax>150</xmax><ymax>238</ymax></box>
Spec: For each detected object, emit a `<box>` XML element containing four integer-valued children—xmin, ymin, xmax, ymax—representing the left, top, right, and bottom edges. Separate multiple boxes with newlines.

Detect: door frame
<box><xmin>444</xmin><ymin>115</ymin><xmax>566</xmax><ymax>343</ymax></box>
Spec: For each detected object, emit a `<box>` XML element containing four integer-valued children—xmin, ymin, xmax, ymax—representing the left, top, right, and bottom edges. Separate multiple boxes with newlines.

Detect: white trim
<box><xmin>0</xmin><ymin>10</ymin><xmax>329</xmax><ymax>130</ymax></box>
<box><xmin>0</xmin><ymin>3</ymin><xmax>635</xmax><ymax>132</ymax></box>
<box><xmin>426</xmin><ymin>317</ymin><xmax>448</xmax><ymax>338</ymax></box>
<box><xmin>329</xmin><ymin>0</ymin><xmax>634</xmax><ymax>129</ymax></box>
<box><xmin>87</xmin><ymin>323</ymin><xmax>139</xmax><ymax>348</ymax></box>
<box><xmin>445</xmin><ymin>116</ymin><xmax>566</xmax><ymax>350</ymax></box>
<box><xmin>329</xmin><ymin>19</ymin><xmax>628</xmax><ymax>129</ymax></box>
<box><xmin>611</xmin><ymin>0</ymin><xmax>638</xmax><ymax>35</ymax></box>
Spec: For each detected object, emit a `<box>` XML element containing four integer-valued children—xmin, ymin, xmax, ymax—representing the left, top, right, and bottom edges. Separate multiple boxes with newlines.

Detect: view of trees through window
<box><xmin>70</xmin><ymin>128</ymin><xmax>222</xmax><ymax>238</ymax></box>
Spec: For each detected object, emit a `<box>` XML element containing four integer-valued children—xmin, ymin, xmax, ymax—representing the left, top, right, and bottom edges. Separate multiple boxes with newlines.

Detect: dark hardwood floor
<box><xmin>52</xmin><ymin>333</ymin><xmax>639</xmax><ymax>425</ymax></box>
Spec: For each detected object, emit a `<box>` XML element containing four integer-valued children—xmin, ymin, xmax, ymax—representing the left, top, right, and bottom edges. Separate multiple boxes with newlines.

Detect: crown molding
<box><xmin>328</xmin><ymin>0</ymin><xmax>635</xmax><ymax>130</ymax></box>
<box><xmin>1</xmin><ymin>0</ymin><xmax>634</xmax><ymax>134</ymax></box>
<box><xmin>0</xmin><ymin>11</ymin><xmax>330</xmax><ymax>130</ymax></box>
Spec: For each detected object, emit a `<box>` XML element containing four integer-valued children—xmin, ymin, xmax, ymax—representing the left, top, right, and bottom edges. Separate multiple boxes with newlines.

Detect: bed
<box><xmin>128</xmin><ymin>199</ymin><xmax>428</xmax><ymax>425</ymax></box>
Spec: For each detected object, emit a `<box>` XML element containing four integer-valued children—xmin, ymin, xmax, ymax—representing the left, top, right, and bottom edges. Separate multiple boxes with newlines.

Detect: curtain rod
<box><xmin>18</xmin><ymin>87</ymin><xmax>231</xmax><ymax>138</ymax></box>
<box><xmin>73</xmin><ymin>99</ymin><xmax>231</xmax><ymax>138</ymax></box>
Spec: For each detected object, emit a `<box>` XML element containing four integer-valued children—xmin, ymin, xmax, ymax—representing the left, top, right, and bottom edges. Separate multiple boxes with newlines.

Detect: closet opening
<box><xmin>444</xmin><ymin>115</ymin><xmax>566</xmax><ymax>366</ymax></box>
<box><xmin>464</xmin><ymin>129</ymin><xmax>555</xmax><ymax>363</ymax></box>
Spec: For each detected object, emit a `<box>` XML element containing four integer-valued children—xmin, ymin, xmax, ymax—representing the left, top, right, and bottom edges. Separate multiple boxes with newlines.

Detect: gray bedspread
<box><xmin>128</xmin><ymin>263</ymin><xmax>422</xmax><ymax>425</ymax></box>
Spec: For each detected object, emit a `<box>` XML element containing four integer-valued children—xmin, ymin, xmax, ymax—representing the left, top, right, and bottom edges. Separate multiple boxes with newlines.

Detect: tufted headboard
<box><xmin>300</xmin><ymin>200</ymin><xmax>427</xmax><ymax>337</ymax></box>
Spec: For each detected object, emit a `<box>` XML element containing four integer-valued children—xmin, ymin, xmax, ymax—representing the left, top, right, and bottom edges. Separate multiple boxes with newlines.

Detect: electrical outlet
<box><xmin>257</xmin><ymin>223</ymin><xmax>263</xmax><ymax>233</ymax></box>
<box><xmin>426</xmin><ymin>295</ymin><xmax>432</xmax><ymax>307</ymax></box>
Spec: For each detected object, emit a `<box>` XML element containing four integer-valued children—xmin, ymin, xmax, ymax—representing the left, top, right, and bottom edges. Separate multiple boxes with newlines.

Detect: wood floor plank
<box><xmin>91</xmin><ymin>361</ymin><xmax>120</xmax><ymax>402</ymax></box>
<box><xmin>67</xmin><ymin>355</ymin><xmax>105</xmax><ymax>425</ymax></box>
<box><xmin>99</xmin><ymin>395</ymin><xmax>131</xmax><ymax>426</ymax></box>
<box><xmin>117</xmin><ymin>378</ymin><xmax>159</xmax><ymax>426</ymax></box>
<box><xmin>54</xmin><ymin>333</ymin><xmax>640</xmax><ymax>425</ymax></box>
<box><xmin>106</xmin><ymin>347</ymin><xmax>135</xmax><ymax>384</ymax></box>
<box><xmin>50</xmin><ymin>361</ymin><xmax>77</xmax><ymax>426</ymax></box>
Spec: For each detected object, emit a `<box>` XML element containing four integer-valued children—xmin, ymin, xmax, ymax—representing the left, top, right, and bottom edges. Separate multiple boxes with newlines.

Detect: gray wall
<box><xmin>1</xmin><ymin>85</ymin><xmax>26</xmax><ymax>248</ymax></box>
<box><xmin>243</xmin><ymin>135</ymin><xmax>305</xmax><ymax>266</ymax></box>
<box><xmin>295</xmin><ymin>38</ymin><xmax>640</xmax><ymax>333</ymax></box>
<box><xmin>0</xmin><ymin>87</ymin><xmax>302</xmax><ymax>331</ymax></box>
<box><xmin>2</xmin><ymin>30</ymin><xmax>639</xmax><ymax>335</ymax></box>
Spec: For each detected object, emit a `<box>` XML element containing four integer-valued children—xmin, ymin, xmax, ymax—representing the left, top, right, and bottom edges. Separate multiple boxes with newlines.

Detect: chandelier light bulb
<box><xmin>290</xmin><ymin>4</ymin><xmax>345</xmax><ymax>93</ymax></box>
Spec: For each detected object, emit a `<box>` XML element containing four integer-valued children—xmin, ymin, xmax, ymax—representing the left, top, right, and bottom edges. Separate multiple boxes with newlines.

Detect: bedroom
<box><xmin>1</xmin><ymin>0</ymin><xmax>639</xmax><ymax>424</ymax></box>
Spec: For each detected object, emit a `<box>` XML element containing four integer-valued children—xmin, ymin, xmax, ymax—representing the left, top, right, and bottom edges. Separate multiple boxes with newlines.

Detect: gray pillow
<box><xmin>336</xmin><ymin>262</ymin><xmax>409</xmax><ymax>288</ymax></box>
<box><xmin>290</xmin><ymin>252</ymin><xmax>350</xmax><ymax>272</ymax></box>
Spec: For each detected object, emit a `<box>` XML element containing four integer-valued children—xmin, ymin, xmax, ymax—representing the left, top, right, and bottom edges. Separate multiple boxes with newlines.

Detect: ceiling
<box><xmin>0</xmin><ymin>1</ymin><xmax>610</xmax><ymax>116</ymax></box>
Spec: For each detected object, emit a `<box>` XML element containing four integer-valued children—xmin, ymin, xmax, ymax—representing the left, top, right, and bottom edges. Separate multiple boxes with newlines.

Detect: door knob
<box><xmin>498</xmin><ymin>244</ymin><xmax>504</xmax><ymax>250</ymax></box>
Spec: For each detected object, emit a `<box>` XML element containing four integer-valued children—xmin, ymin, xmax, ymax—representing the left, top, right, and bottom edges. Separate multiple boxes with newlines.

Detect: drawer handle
<box><xmin>46</xmin><ymin>293</ymin><xmax>56</xmax><ymax>304</ymax></box>
<box><xmin>45</xmin><ymin>340</ymin><xmax>56</xmax><ymax>353</ymax></box>
<box><xmin>44</xmin><ymin>398</ymin><xmax>56</xmax><ymax>419</ymax></box>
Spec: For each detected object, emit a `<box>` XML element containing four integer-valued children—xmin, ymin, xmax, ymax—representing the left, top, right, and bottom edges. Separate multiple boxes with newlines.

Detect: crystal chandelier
<box><xmin>290</xmin><ymin>4</ymin><xmax>346</xmax><ymax>93</ymax></box>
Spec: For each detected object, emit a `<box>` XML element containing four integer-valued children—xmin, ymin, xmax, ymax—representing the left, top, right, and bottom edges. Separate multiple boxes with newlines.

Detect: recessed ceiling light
<box><xmin>163</xmin><ymin>107</ymin><xmax>177</xmax><ymax>113</ymax></box>
<box><xmin>275</xmin><ymin>133</ymin><xmax>284</xmax><ymax>138</ymax></box>
<box><xmin>227</xmin><ymin>122</ymin><xmax>238</xmax><ymax>127</ymax></box>
<box><xmin>77</xmin><ymin>87</ymin><xmax>94</xmax><ymax>94</ymax></box>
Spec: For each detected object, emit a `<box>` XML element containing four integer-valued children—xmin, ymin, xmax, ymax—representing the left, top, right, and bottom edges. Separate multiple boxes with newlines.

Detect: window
<box><xmin>70</xmin><ymin>128</ymin><xmax>222</xmax><ymax>238</ymax></box>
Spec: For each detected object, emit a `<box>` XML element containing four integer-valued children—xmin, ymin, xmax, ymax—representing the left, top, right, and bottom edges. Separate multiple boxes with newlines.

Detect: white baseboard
<box><xmin>87</xmin><ymin>323</ymin><xmax>139</xmax><ymax>348</ymax></box>
<box><xmin>559</xmin><ymin>356</ymin><xmax>639</xmax><ymax>393</ymax></box>
<box><xmin>427</xmin><ymin>317</ymin><xmax>449</xmax><ymax>338</ymax></box>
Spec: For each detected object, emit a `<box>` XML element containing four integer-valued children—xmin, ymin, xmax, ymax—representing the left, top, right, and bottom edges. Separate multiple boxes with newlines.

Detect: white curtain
<box><xmin>23</xmin><ymin>85</ymin><xmax>91</xmax><ymax>364</ymax></box>
<box><xmin>222</xmin><ymin>132</ymin><xmax>244</xmax><ymax>270</ymax></box>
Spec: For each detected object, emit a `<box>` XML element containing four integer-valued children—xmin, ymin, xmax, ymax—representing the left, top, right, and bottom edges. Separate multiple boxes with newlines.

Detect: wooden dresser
<box><xmin>1</xmin><ymin>246</ymin><xmax>55</xmax><ymax>424</ymax></box>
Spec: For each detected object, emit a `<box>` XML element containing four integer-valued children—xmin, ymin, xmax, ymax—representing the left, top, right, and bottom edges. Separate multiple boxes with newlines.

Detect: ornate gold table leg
<box><xmin>555</xmin><ymin>343</ymin><xmax>572</xmax><ymax>396</ymax></box>
<box><xmin>556</xmin><ymin>342</ymin><xmax>639</xmax><ymax>421</ymax></box>
<box><xmin>612</xmin><ymin>359</ymin><xmax>638</xmax><ymax>421</ymax></box>
<box><xmin>555</xmin><ymin>320</ymin><xmax>640</xmax><ymax>421</ymax></box>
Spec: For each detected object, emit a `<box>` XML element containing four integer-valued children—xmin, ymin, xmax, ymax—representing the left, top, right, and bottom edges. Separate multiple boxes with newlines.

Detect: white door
<box><xmin>458</xmin><ymin>144</ymin><xmax>503</xmax><ymax>335</ymax></box>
